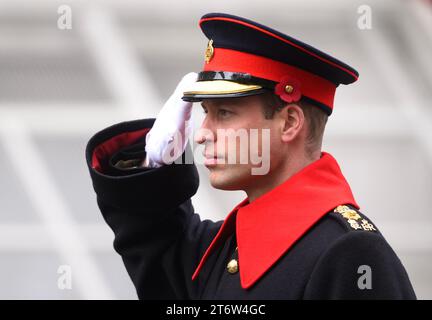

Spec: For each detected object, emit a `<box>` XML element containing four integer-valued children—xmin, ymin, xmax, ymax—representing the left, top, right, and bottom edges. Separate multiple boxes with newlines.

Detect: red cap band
<box><xmin>203</xmin><ymin>48</ymin><xmax>337</xmax><ymax>109</ymax></box>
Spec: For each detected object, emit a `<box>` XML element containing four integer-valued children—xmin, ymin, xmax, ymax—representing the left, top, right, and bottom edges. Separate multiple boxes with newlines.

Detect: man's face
<box><xmin>194</xmin><ymin>95</ymin><xmax>284</xmax><ymax>191</ymax></box>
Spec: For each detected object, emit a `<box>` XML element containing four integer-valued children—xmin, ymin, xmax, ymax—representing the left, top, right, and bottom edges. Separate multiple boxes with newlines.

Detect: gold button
<box><xmin>227</xmin><ymin>259</ymin><xmax>238</xmax><ymax>274</ymax></box>
<box><xmin>285</xmin><ymin>85</ymin><xmax>294</xmax><ymax>93</ymax></box>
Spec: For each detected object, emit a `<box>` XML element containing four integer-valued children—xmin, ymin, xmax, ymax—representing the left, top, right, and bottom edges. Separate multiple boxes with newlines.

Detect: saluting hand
<box><xmin>143</xmin><ymin>72</ymin><xmax>198</xmax><ymax>167</ymax></box>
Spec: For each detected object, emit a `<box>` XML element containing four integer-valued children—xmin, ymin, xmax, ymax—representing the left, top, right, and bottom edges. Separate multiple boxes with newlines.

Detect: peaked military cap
<box><xmin>182</xmin><ymin>12</ymin><xmax>359</xmax><ymax>115</ymax></box>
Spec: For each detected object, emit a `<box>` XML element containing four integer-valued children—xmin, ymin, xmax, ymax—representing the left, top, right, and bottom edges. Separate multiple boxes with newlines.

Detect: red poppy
<box><xmin>274</xmin><ymin>75</ymin><xmax>302</xmax><ymax>103</ymax></box>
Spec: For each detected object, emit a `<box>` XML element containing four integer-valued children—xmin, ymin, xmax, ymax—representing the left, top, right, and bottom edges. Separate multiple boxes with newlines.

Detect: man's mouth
<box><xmin>204</xmin><ymin>157</ymin><xmax>219</xmax><ymax>166</ymax></box>
<box><xmin>203</xmin><ymin>153</ymin><xmax>224</xmax><ymax>167</ymax></box>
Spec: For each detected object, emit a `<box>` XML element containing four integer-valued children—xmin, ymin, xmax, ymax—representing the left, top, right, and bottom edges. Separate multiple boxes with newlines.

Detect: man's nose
<box><xmin>194</xmin><ymin>127</ymin><xmax>216</xmax><ymax>145</ymax></box>
<box><xmin>194</xmin><ymin>118</ymin><xmax>215</xmax><ymax>145</ymax></box>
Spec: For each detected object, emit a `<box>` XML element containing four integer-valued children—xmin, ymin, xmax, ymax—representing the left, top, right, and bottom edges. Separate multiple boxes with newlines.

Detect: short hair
<box><xmin>259</xmin><ymin>90</ymin><xmax>328</xmax><ymax>156</ymax></box>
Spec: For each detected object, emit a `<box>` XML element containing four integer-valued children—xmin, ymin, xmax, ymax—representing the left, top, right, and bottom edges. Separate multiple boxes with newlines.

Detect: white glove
<box><xmin>143</xmin><ymin>72</ymin><xmax>198</xmax><ymax>168</ymax></box>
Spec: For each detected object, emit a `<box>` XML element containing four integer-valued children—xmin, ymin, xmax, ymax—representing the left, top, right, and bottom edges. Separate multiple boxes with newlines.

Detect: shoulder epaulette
<box><xmin>331</xmin><ymin>205</ymin><xmax>378</xmax><ymax>232</ymax></box>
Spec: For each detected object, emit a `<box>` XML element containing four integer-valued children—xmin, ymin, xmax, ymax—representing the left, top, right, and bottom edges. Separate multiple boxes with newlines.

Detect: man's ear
<box><xmin>280</xmin><ymin>103</ymin><xmax>305</xmax><ymax>143</ymax></box>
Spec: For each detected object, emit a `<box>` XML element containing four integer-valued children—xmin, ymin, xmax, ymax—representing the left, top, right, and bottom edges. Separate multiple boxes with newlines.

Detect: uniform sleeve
<box><xmin>85</xmin><ymin>118</ymin><xmax>222</xmax><ymax>299</ymax></box>
<box><xmin>303</xmin><ymin>231</ymin><xmax>417</xmax><ymax>300</ymax></box>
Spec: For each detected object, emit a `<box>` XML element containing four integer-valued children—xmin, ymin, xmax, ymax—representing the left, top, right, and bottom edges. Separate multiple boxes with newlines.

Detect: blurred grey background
<box><xmin>0</xmin><ymin>0</ymin><xmax>431</xmax><ymax>299</ymax></box>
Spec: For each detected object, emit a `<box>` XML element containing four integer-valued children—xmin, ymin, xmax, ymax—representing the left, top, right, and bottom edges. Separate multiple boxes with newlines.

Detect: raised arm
<box><xmin>85</xmin><ymin>74</ymin><xmax>222</xmax><ymax>299</ymax></box>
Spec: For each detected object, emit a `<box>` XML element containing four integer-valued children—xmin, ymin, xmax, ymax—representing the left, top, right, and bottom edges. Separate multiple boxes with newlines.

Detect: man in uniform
<box><xmin>86</xmin><ymin>13</ymin><xmax>416</xmax><ymax>299</ymax></box>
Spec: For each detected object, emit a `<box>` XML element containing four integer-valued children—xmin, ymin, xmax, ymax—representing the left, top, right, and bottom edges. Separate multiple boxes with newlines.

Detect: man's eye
<box><xmin>202</xmin><ymin>108</ymin><xmax>208</xmax><ymax>114</ymax></box>
<box><xmin>218</xmin><ymin>109</ymin><xmax>232</xmax><ymax>117</ymax></box>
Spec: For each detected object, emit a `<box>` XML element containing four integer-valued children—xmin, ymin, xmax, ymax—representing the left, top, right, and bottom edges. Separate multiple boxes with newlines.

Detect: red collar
<box><xmin>191</xmin><ymin>152</ymin><xmax>359</xmax><ymax>289</ymax></box>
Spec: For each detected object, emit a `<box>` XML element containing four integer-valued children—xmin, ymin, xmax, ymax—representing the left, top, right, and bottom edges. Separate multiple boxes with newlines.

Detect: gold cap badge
<box><xmin>205</xmin><ymin>39</ymin><xmax>214</xmax><ymax>64</ymax></box>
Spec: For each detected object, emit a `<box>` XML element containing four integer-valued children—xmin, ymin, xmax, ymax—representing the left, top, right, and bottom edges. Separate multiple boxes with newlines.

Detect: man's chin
<box><xmin>208</xmin><ymin>169</ymin><xmax>246</xmax><ymax>191</ymax></box>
